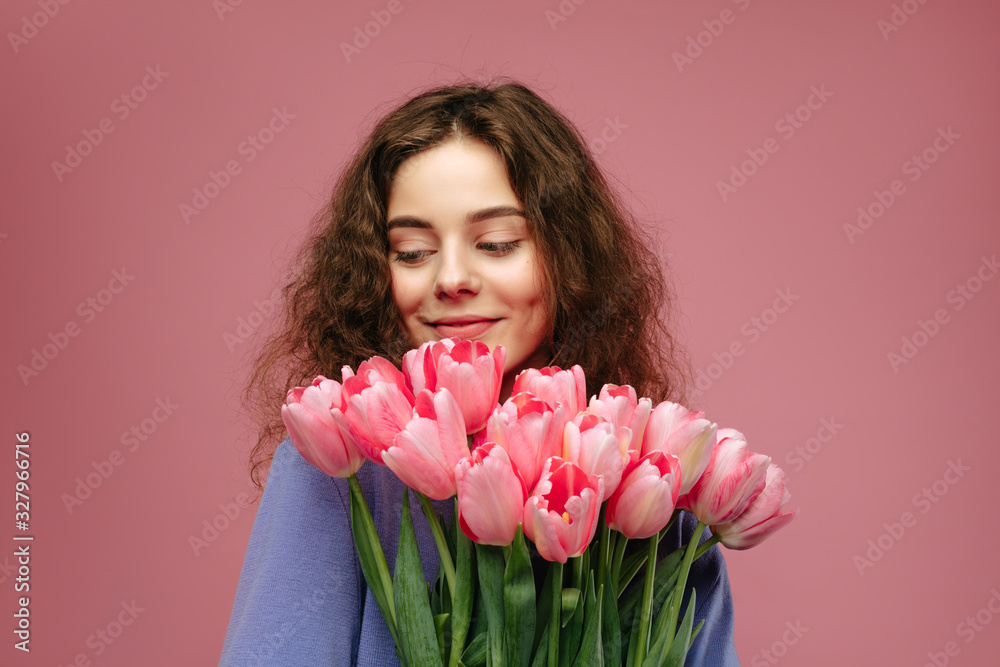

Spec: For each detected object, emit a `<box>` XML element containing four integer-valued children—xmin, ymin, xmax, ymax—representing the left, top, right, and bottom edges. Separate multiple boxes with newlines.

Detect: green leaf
<box><xmin>461</xmin><ymin>632</ymin><xmax>487</xmax><ymax>667</ymax></box>
<box><xmin>619</xmin><ymin>547</ymin><xmax>683</xmax><ymax>642</ymax></box>
<box><xmin>617</xmin><ymin>549</ymin><xmax>649</xmax><ymax>595</ymax></box>
<box><xmin>449</xmin><ymin>514</ymin><xmax>474</xmax><ymax>667</ymax></box>
<box><xmin>436</xmin><ymin>613</ymin><xmax>451</xmax><ymax>663</ymax></box>
<box><xmin>348</xmin><ymin>476</ymin><xmax>399</xmax><ymax>646</ymax></box>
<box><xmin>661</xmin><ymin>589</ymin><xmax>697</xmax><ymax>667</ymax></box>
<box><xmin>503</xmin><ymin>527</ymin><xmax>535</xmax><ymax>667</ymax></box>
<box><xmin>641</xmin><ymin>589</ymin><xmax>675</xmax><ymax>667</ymax></box>
<box><xmin>561</xmin><ymin>588</ymin><xmax>581</xmax><ymax>627</ymax></box>
<box><xmin>624</xmin><ymin>602</ymin><xmax>641</xmax><ymax>667</ymax></box>
<box><xmin>532</xmin><ymin>563</ymin><xmax>556</xmax><ymax>657</ymax></box>
<box><xmin>559</xmin><ymin>577</ymin><xmax>586</xmax><ymax>667</ymax></box>
<box><xmin>394</xmin><ymin>489</ymin><xmax>442</xmax><ymax>666</ymax></box>
<box><xmin>600</xmin><ymin>566</ymin><xmax>621</xmax><ymax>667</ymax></box>
<box><xmin>530</xmin><ymin>626</ymin><xmax>549</xmax><ymax>667</ymax></box>
<box><xmin>476</xmin><ymin>543</ymin><xmax>506</xmax><ymax>667</ymax></box>
<box><xmin>571</xmin><ymin>571</ymin><xmax>603</xmax><ymax>667</ymax></box>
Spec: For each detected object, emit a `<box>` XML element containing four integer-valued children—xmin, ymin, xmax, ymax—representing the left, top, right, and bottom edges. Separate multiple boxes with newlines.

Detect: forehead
<box><xmin>387</xmin><ymin>138</ymin><xmax>519</xmax><ymax>213</ymax></box>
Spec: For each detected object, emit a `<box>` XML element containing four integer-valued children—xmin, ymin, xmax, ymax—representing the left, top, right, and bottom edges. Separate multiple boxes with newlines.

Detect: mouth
<box><xmin>426</xmin><ymin>318</ymin><xmax>502</xmax><ymax>339</ymax></box>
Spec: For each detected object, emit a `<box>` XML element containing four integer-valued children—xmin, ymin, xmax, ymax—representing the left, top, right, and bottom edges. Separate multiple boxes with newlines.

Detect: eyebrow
<box><xmin>386</xmin><ymin>205</ymin><xmax>526</xmax><ymax>231</ymax></box>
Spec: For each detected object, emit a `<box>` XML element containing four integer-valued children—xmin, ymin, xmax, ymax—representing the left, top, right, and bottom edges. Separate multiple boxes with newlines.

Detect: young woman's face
<box><xmin>387</xmin><ymin>137</ymin><xmax>552</xmax><ymax>394</ymax></box>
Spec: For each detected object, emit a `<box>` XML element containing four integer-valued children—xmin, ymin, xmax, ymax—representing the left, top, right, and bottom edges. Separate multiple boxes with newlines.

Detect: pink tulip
<box><xmin>605</xmin><ymin>451</ymin><xmax>682</xmax><ymax>539</ymax></box>
<box><xmin>381</xmin><ymin>388</ymin><xmax>471</xmax><ymax>500</ymax></box>
<box><xmin>523</xmin><ymin>457</ymin><xmax>604</xmax><ymax>563</ymax></box>
<box><xmin>454</xmin><ymin>444</ymin><xmax>528</xmax><ymax>545</ymax></box>
<box><xmin>512</xmin><ymin>365</ymin><xmax>587</xmax><ymax>418</ymax></box>
<box><xmin>486</xmin><ymin>392</ymin><xmax>565</xmax><ymax>492</ymax></box>
<box><xmin>281</xmin><ymin>376</ymin><xmax>366</xmax><ymax>478</ymax></box>
<box><xmin>587</xmin><ymin>384</ymin><xmax>652</xmax><ymax>464</ymax></box>
<box><xmin>341</xmin><ymin>357</ymin><xmax>415</xmax><ymax>463</ymax></box>
<box><xmin>712</xmin><ymin>463</ymin><xmax>797</xmax><ymax>550</ymax></box>
<box><xmin>402</xmin><ymin>337</ymin><xmax>505</xmax><ymax>434</ymax></box>
<box><xmin>562</xmin><ymin>412</ymin><xmax>628</xmax><ymax>501</ymax></box>
<box><xmin>402</xmin><ymin>337</ymin><xmax>456</xmax><ymax>396</ymax></box>
<box><xmin>641</xmin><ymin>401</ymin><xmax>717</xmax><ymax>494</ymax></box>
<box><xmin>679</xmin><ymin>428</ymin><xmax>771</xmax><ymax>525</ymax></box>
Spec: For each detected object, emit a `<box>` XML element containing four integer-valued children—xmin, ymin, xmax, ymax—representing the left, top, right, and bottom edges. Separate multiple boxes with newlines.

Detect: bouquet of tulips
<box><xmin>281</xmin><ymin>338</ymin><xmax>795</xmax><ymax>666</ymax></box>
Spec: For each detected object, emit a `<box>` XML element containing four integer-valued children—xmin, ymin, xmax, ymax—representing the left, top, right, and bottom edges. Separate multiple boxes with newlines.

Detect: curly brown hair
<box><xmin>241</xmin><ymin>77</ymin><xmax>692</xmax><ymax>493</ymax></box>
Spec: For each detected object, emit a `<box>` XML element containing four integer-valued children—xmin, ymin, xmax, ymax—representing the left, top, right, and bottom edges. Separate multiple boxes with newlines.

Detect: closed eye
<box><xmin>391</xmin><ymin>241</ymin><xmax>522</xmax><ymax>264</ymax></box>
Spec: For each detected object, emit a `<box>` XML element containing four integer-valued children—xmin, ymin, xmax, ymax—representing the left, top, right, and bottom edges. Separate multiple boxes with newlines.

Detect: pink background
<box><xmin>3</xmin><ymin>0</ymin><xmax>998</xmax><ymax>665</ymax></box>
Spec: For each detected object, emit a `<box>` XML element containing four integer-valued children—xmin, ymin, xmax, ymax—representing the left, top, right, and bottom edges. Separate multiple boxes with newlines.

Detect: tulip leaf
<box><xmin>619</xmin><ymin>546</ymin><xmax>683</xmax><ymax>642</ymax></box>
<box><xmin>449</xmin><ymin>514</ymin><xmax>474</xmax><ymax>667</ymax></box>
<box><xmin>503</xmin><ymin>526</ymin><xmax>535</xmax><ymax>667</ymax></box>
<box><xmin>617</xmin><ymin>549</ymin><xmax>649</xmax><ymax>595</ymax></box>
<box><xmin>661</xmin><ymin>589</ymin><xmax>697</xmax><ymax>667</ymax></box>
<box><xmin>624</xmin><ymin>602</ymin><xmax>641</xmax><ymax>667</ymax></box>
<box><xmin>395</xmin><ymin>489</ymin><xmax>442</xmax><ymax>666</ymax></box>
<box><xmin>570</xmin><ymin>571</ymin><xmax>603</xmax><ymax>667</ymax></box>
<box><xmin>532</xmin><ymin>560</ymin><xmax>556</xmax><ymax>657</ymax></box>
<box><xmin>642</xmin><ymin>588</ymin><xmax>676</xmax><ymax>667</ymax></box>
<box><xmin>560</xmin><ymin>588</ymin><xmax>581</xmax><ymax>626</ymax></box>
<box><xmin>601</xmin><ymin>566</ymin><xmax>621</xmax><ymax>667</ymax></box>
<box><xmin>436</xmin><ymin>612</ymin><xmax>451</xmax><ymax>661</ymax></box>
<box><xmin>530</xmin><ymin>626</ymin><xmax>549</xmax><ymax>667</ymax></box>
<box><xmin>476</xmin><ymin>543</ymin><xmax>506</xmax><ymax>667</ymax></box>
<box><xmin>347</xmin><ymin>476</ymin><xmax>399</xmax><ymax>647</ymax></box>
<box><xmin>461</xmin><ymin>632</ymin><xmax>487</xmax><ymax>667</ymax></box>
<box><xmin>559</xmin><ymin>577</ymin><xmax>586</xmax><ymax>667</ymax></box>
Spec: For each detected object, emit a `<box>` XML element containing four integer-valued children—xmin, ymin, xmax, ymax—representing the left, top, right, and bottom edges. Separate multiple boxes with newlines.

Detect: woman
<box><xmin>221</xmin><ymin>79</ymin><xmax>740</xmax><ymax>665</ymax></box>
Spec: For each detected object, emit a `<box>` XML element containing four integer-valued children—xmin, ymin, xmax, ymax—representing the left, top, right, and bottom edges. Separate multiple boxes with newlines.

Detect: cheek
<box><xmin>390</xmin><ymin>270</ymin><xmax>419</xmax><ymax>317</ymax></box>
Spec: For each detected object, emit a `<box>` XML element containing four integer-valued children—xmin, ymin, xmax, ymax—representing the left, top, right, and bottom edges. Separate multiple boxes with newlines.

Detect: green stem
<box><xmin>632</xmin><ymin>532</ymin><xmax>660</xmax><ymax>666</ymax></box>
<box><xmin>597</xmin><ymin>513</ymin><xmax>613</xmax><ymax>596</ymax></box>
<box><xmin>694</xmin><ymin>533</ymin><xmax>722</xmax><ymax>561</ymax></box>
<box><xmin>549</xmin><ymin>560</ymin><xmax>563</xmax><ymax>666</ymax></box>
<box><xmin>416</xmin><ymin>491</ymin><xmax>457</xmax><ymax>596</ymax></box>
<box><xmin>665</xmin><ymin>520</ymin><xmax>706</xmax><ymax>649</ymax></box>
<box><xmin>611</xmin><ymin>532</ymin><xmax>629</xmax><ymax>595</ymax></box>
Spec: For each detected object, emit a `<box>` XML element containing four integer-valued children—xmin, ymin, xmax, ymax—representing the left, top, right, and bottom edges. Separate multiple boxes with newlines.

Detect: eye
<box><xmin>392</xmin><ymin>250</ymin><xmax>427</xmax><ymax>264</ymax></box>
<box><xmin>392</xmin><ymin>241</ymin><xmax>521</xmax><ymax>264</ymax></box>
<box><xmin>479</xmin><ymin>240</ymin><xmax>521</xmax><ymax>256</ymax></box>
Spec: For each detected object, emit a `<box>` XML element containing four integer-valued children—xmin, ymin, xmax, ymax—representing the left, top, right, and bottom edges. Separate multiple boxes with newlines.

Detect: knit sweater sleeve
<box><xmin>218</xmin><ymin>437</ymin><xmax>363</xmax><ymax>666</ymax></box>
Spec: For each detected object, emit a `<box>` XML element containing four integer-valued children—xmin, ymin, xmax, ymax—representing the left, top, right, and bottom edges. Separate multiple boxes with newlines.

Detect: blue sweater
<box><xmin>220</xmin><ymin>438</ymin><xmax>741</xmax><ymax>666</ymax></box>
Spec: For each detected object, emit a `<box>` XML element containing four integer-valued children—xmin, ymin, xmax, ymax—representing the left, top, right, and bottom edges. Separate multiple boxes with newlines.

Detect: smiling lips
<box><xmin>429</xmin><ymin>318</ymin><xmax>501</xmax><ymax>339</ymax></box>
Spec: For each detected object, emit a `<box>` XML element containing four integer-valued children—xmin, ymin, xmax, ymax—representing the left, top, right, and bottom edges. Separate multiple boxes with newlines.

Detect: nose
<box><xmin>434</xmin><ymin>243</ymin><xmax>481</xmax><ymax>299</ymax></box>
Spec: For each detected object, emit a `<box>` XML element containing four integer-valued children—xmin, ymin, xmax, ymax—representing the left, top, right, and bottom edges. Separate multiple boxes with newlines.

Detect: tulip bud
<box><xmin>679</xmin><ymin>428</ymin><xmax>771</xmax><ymax>526</ymax></box>
<box><xmin>713</xmin><ymin>463</ymin><xmax>797</xmax><ymax>549</ymax></box>
<box><xmin>455</xmin><ymin>444</ymin><xmax>527</xmax><ymax>545</ymax></box>
<box><xmin>341</xmin><ymin>357</ymin><xmax>415</xmax><ymax>462</ymax></box>
<box><xmin>486</xmin><ymin>392</ymin><xmax>564</xmax><ymax>492</ymax></box>
<box><xmin>522</xmin><ymin>457</ymin><xmax>604</xmax><ymax>563</ymax></box>
<box><xmin>512</xmin><ymin>365</ymin><xmax>587</xmax><ymax>418</ymax></box>
<box><xmin>642</xmin><ymin>401</ymin><xmax>717</xmax><ymax>494</ymax></box>
<box><xmin>281</xmin><ymin>376</ymin><xmax>366</xmax><ymax>478</ymax></box>
<box><xmin>382</xmin><ymin>388</ymin><xmax>471</xmax><ymax>500</ymax></box>
<box><xmin>587</xmin><ymin>384</ymin><xmax>652</xmax><ymax>461</ymax></box>
<box><xmin>562</xmin><ymin>412</ymin><xmax>628</xmax><ymax>501</ymax></box>
<box><xmin>402</xmin><ymin>337</ymin><xmax>504</xmax><ymax>434</ymax></box>
<box><xmin>606</xmin><ymin>451</ymin><xmax>682</xmax><ymax>539</ymax></box>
